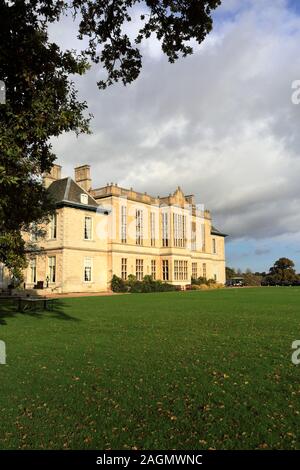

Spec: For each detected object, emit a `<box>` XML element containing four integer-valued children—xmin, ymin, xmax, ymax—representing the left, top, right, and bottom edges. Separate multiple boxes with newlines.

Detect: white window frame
<box><xmin>84</xmin><ymin>257</ymin><xmax>93</xmax><ymax>282</ymax></box>
<box><xmin>173</xmin><ymin>213</ymin><xmax>186</xmax><ymax>248</ymax></box>
<box><xmin>48</xmin><ymin>256</ymin><xmax>56</xmax><ymax>283</ymax></box>
<box><xmin>183</xmin><ymin>260</ymin><xmax>188</xmax><ymax>281</ymax></box>
<box><xmin>201</xmin><ymin>224</ymin><xmax>206</xmax><ymax>251</ymax></box>
<box><xmin>151</xmin><ymin>260</ymin><xmax>156</xmax><ymax>280</ymax></box>
<box><xmin>84</xmin><ymin>216</ymin><xmax>93</xmax><ymax>240</ymax></box>
<box><xmin>162</xmin><ymin>260</ymin><xmax>169</xmax><ymax>281</ymax></box>
<box><xmin>203</xmin><ymin>263</ymin><xmax>207</xmax><ymax>280</ymax></box>
<box><xmin>136</xmin><ymin>259</ymin><xmax>144</xmax><ymax>281</ymax></box>
<box><xmin>136</xmin><ymin>209</ymin><xmax>143</xmax><ymax>246</ymax></box>
<box><xmin>121</xmin><ymin>258</ymin><xmax>127</xmax><ymax>281</ymax></box>
<box><xmin>150</xmin><ymin>212</ymin><xmax>156</xmax><ymax>247</ymax></box>
<box><xmin>162</xmin><ymin>213</ymin><xmax>169</xmax><ymax>247</ymax></box>
<box><xmin>49</xmin><ymin>213</ymin><xmax>57</xmax><ymax>239</ymax></box>
<box><xmin>191</xmin><ymin>221</ymin><xmax>196</xmax><ymax>251</ymax></box>
<box><xmin>30</xmin><ymin>258</ymin><xmax>37</xmax><ymax>284</ymax></box>
<box><xmin>174</xmin><ymin>260</ymin><xmax>179</xmax><ymax>281</ymax></box>
<box><xmin>192</xmin><ymin>262</ymin><xmax>197</xmax><ymax>279</ymax></box>
<box><xmin>121</xmin><ymin>206</ymin><xmax>127</xmax><ymax>244</ymax></box>
<box><xmin>174</xmin><ymin>260</ymin><xmax>188</xmax><ymax>281</ymax></box>
<box><xmin>81</xmin><ymin>193</ymin><xmax>88</xmax><ymax>205</ymax></box>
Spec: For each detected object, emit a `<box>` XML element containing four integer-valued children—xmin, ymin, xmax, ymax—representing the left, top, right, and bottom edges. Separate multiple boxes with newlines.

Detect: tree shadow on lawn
<box><xmin>0</xmin><ymin>299</ymin><xmax>80</xmax><ymax>326</ymax></box>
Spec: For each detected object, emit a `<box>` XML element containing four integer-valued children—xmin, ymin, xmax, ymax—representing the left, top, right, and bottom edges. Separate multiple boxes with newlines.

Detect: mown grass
<box><xmin>0</xmin><ymin>288</ymin><xmax>300</xmax><ymax>450</ymax></box>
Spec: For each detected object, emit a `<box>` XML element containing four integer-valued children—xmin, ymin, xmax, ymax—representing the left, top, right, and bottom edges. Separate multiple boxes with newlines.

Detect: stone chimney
<box><xmin>43</xmin><ymin>164</ymin><xmax>62</xmax><ymax>188</ymax></box>
<box><xmin>74</xmin><ymin>165</ymin><xmax>92</xmax><ymax>192</ymax></box>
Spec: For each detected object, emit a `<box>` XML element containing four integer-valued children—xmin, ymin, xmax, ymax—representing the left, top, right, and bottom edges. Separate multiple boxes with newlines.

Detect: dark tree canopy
<box><xmin>263</xmin><ymin>257</ymin><xmax>299</xmax><ymax>286</ymax></box>
<box><xmin>225</xmin><ymin>266</ymin><xmax>236</xmax><ymax>279</ymax></box>
<box><xmin>0</xmin><ymin>0</ymin><xmax>221</xmax><ymax>276</ymax></box>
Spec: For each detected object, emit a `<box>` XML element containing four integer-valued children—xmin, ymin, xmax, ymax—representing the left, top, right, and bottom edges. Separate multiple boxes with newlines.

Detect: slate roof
<box><xmin>48</xmin><ymin>178</ymin><xmax>107</xmax><ymax>213</ymax></box>
<box><xmin>211</xmin><ymin>226</ymin><xmax>228</xmax><ymax>237</ymax></box>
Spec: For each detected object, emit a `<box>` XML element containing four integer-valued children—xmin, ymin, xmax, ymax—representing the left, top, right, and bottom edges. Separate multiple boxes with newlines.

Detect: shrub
<box><xmin>130</xmin><ymin>281</ymin><xmax>144</xmax><ymax>293</ymax></box>
<box><xmin>111</xmin><ymin>275</ymin><xmax>127</xmax><ymax>293</ymax></box>
<box><xmin>111</xmin><ymin>275</ymin><xmax>177</xmax><ymax>294</ymax></box>
<box><xmin>191</xmin><ymin>277</ymin><xmax>217</xmax><ymax>286</ymax></box>
<box><xmin>157</xmin><ymin>282</ymin><xmax>177</xmax><ymax>292</ymax></box>
<box><xmin>198</xmin><ymin>284</ymin><xmax>210</xmax><ymax>290</ymax></box>
<box><xmin>127</xmin><ymin>274</ymin><xmax>137</xmax><ymax>287</ymax></box>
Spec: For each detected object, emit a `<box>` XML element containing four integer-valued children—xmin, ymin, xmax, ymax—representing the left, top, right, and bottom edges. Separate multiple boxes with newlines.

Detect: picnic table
<box><xmin>17</xmin><ymin>297</ymin><xmax>55</xmax><ymax>312</ymax></box>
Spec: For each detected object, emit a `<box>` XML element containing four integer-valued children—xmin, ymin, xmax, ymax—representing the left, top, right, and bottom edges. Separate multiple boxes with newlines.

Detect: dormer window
<box><xmin>80</xmin><ymin>193</ymin><xmax>88</xmax><ymax>205</ymax></box>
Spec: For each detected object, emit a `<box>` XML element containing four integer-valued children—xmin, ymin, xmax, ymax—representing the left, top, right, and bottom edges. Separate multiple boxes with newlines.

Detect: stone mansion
<box><xmin>1</xmin><ymin>164</ymin><xmax>227</xmax><ymax>293</ymax></box>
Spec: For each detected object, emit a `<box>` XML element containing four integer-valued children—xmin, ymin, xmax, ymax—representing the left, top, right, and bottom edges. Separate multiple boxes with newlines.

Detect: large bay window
<box><xmin>191</xmin><ymin>221</ymin><xmax>196</xmax><ymax>251</ymax></box>
<box><xmin>121</xmin><ymin>206</ymin><xmax>127</xmax><ymax>243</ymax></box>
<box><xmin>150</xmin><ymin>212</ymin><xmax>156</xmax><ymax>247</ymax></box>
<box><xmin>173</xmin><ymin>213</ymin><xmax>186</xmax><ymax>247</ymax></box>
<box><xmin>136</xmin><ymin>210</ymin><xmax>143</xmax><ymax>246</ymax></box>
<box><xmin>201</xmin><ymin>224</ymin><xmax>206</xmax><ymax>251</ymax></box>
<box><xmin>162</xmin><ymin>213</ymin><xmax>169</xmax><ymax>247</ymax></box>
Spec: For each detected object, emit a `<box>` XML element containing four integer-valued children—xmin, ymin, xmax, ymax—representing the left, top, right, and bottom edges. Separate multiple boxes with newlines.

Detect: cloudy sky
<box><xmin>50</xmin><ymin>0</ymin><xmax>300</xmax><ymax>272</ymax></box>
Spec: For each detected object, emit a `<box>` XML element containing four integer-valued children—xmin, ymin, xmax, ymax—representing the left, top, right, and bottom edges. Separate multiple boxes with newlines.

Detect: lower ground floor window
<box><xmin>30</xmin><ymin>258</ymin><xmax>37</xmax><ymax>284</ymax></box>
<box><xmin>183</xmin><ymin>261</ymin><xmax>188</xmax><ymax>280</ymax></box>
<box><xmin>121</xmin><ymin>258</ymin><xmax>127</xmax><ymax>280</ymax></box>
<box><xmin>136</xmin><ymin>259</ymin><xmax>143</xmax><ymax>281</ymax></box>
<box><xmin>151</xmin><ymin>260</ymin><xmax>156</xmax><ymax>280</ymax></box>
<box><xmin>192</xmin><ymin>262</ymin><xmax>197</xmax><ymax>279</ymax></box>
<box><xmin>48</xmin><ymin>256</ymin><xmax>56</xmax><ymax>283</ymax></box>
<box><xmin>162</xmin><ymin>260</ymin><xmax>169</xmax><ymax>281</ymax></box>
<box><xmin>203</xmin><ymin>263</ymin><xmax>207</xmax><ymax>279</ymax></box>
<box><xmin>174</xmin><ymin>260</ymin><xmax>188</xmax><ymax>281</ymax></box>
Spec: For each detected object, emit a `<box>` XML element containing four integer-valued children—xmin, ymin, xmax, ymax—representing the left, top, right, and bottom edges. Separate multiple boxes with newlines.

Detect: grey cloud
<box><xmin>255</xmin><ymin>248</ymin><xmax>271</xmax><ymax>256</ymax></box>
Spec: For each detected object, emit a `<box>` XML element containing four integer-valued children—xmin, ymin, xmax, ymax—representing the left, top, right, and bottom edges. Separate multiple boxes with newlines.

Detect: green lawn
<box><xmin>0</xmin><ymin>288</ymin><xmax>300</xmax><ymax>450</ymax></box>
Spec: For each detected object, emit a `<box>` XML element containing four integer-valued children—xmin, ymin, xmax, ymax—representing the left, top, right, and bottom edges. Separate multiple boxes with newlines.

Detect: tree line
<box><xmin>226</xmin><ymin>258</ymin><xmax>300</xmax><ymax>287</ymax></box>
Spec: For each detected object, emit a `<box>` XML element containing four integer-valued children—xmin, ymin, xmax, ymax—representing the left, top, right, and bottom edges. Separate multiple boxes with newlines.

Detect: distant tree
<box><xmin>264</xmin><ymin>258</ymin><xmax>299</xmax><ymax>286</ymax></box>
<box><xmin>226</xmin><ymin>266</ymin><xmax>262</xmax><ymax>286</ymax></box>
<box><xmin>255</xmin><ymin>271</ymin><xmax>266</xmax><ymax>277</ymax></box>
<box><xmin>226</xmin><ymin>267</ymin><xmax>236</xmax><ymax>279</ymax></box>
<box><xmin>243</xmin><ymin>272</ymin><xmax>262</xmax><ymax>287</ymax></box>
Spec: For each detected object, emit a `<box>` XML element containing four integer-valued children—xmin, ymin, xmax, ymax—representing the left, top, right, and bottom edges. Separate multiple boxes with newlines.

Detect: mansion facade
<box><xmin>1</xmin><ymin>164</ymin><xmax>227</xmax><ymax>293</ymax></box>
